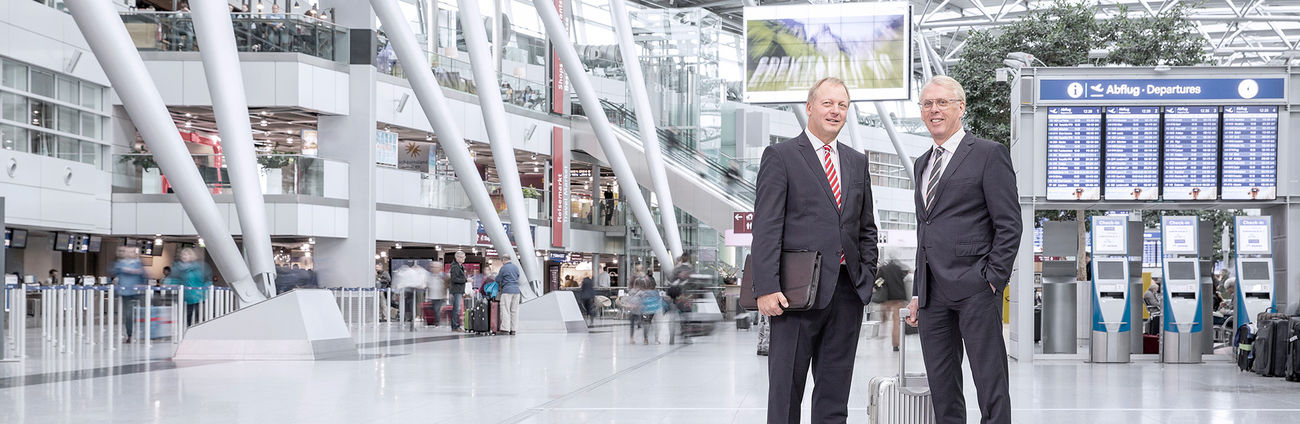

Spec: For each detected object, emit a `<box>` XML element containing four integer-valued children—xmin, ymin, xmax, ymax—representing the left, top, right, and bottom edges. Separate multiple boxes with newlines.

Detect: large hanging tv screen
<box><xmin>743</xmin><ymin>2</ymin><xmax>911</xmax><ymax>104</ymax></box>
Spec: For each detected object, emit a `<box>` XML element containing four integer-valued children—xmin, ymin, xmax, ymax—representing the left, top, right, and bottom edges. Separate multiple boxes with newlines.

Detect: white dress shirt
<box><xmin>922</xmin><ymin>129</ymin><xmax>965</xmax><ymax>205</ymax></box>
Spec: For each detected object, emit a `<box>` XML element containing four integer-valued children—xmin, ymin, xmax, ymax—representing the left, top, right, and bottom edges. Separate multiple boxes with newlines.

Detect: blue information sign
<box><xmin>1162</xmin><ymin>106</ymin><xmax>1219</xmax><ymax>200</ymax></box>
<box><xmin>1221</xmin><ymin>106</ymin><xmax>1277</xmax><ymax>200</ymax></box>
<box><xmin>1040</xmin><ymin>78</ymin><xmax>1284</xmax><ymax>101</ymax></box>
<box><xmin>1103</xmin><ymin>106</ymin><xmax>1160</xmax><ymax>200</ymax></box>
<box><xmin>1046</xmin><ymin>107</ymin><xmax>1102</xmax><ymax>201</ymax></box>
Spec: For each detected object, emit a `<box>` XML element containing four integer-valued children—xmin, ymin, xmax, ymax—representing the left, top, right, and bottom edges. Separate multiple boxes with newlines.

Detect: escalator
<box><xmin>570</xmin><ymin>100</ymin><xmax>754</xmax><ymax>232</ymax></box>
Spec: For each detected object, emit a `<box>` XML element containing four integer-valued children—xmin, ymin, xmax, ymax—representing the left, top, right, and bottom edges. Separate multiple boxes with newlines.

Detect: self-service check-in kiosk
<box><xmin>1159</xmin><ymin>216</ymin><xmax>1203</xmax><ymax>363</ymax></box>
<box><xmin>1091</xmin><ymin>216</ymin><xmax>1132</xmax><ymax>363</ymax></box>
<box><xmin>1234</xmin><ymin>217</ymin><xmax>1276</xmax><ymax>327</ymax></box>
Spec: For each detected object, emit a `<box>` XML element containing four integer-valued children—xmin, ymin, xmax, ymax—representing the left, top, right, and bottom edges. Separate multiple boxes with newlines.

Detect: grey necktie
<box><xmin>925</xmin><ymin>146</ymin><xmax>946</xmax><ymax>211</ymax></box>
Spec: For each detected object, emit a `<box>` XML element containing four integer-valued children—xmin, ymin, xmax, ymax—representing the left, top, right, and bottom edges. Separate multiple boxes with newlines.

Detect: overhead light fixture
<box><xmin>435</xmin><ymin>245</ymin><xmax>442</xmax><ymax>251</ymax></box>
<box><xmin>287</xmin><ymin>137</ymin><xmax>294</xmax><ymax>142</ymax></box>
<box><xmin>380</xmin><ymin>250</ymin><xmax>388</xmax><ymax>258</ymax></box>
<box><xmin>530</xmin><ymin>153</ymin><xmax>537</xmax><ymax>160</ymax></box>
<box><xmin>426</xmin><ymin>134</ymin><xmax>433</xmax><ymax>141</ymax></box>
<box><xmin>257</xmin><ymin>1</ymin><xmax>264</xmax><ymax>11</ymax></box>
<box><xmin>184</xmin><ymin>112</ymin><xmax>193</xmax><ymax>118</ymax></box>
<box><xmin>375</xmin><ymin>254</ymin><xmax>381</xmax><ymax>260</ymax></box>
<box><xmin>184</xmin><ymin>120</ymin><xmax>192</xmax><ymax>128</ymax></box>
<box><xmin>395</xmin><ymin>243</ymin><xmax>402</xmax><ymax>249</ymax></box>
<box><xmin>260</xmin><ymin>120</ymin><xmax>268</xmax><ymax>126</ymax></box>
<box><xmin>260</xmin><ymin>111</ymin><xmax>270</xmax><ymax>116</ymax></box>
<box><xmin>384</xmin><ymin>125</ymin><xmax>391</xmax><ymax>132</ymax></box>
<box><xmin>308</xmin><ymin>237</ymin><xmax>315</xmax><ymax>245</ymax></box>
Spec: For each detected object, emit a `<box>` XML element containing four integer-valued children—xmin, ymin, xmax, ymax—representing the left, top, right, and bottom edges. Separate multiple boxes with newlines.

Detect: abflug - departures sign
<box><xmin>1039</xmin><ymin>78</ymin><xmax>1285</xmax><ymax>101</ymax></box>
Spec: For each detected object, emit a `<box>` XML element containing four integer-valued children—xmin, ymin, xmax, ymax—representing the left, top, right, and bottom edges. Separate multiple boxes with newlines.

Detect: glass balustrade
<box><xmin>113</xmin><ymin>153</ymin><xmax>345</xmax><ymax>197</ymax></box>
<box><xmin>120</xmin><ymin>12</ymin><xmax>348</xmax><ymax>62</ymax></box>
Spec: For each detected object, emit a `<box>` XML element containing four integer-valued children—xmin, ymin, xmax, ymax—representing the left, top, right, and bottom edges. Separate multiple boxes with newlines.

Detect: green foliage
<box><xmin>521</xmin><ymin>186</ymin><xmax>542</xmax><ymax>199</ymax></box>
<box><xmin>257</xmin><ymin>155</ymin><xmax>295</xmax><ymax>169</ymax></box>
<box><xmin>952</xmin><ymin>0</ymin><xmax>1209</xmax><ymax>147</ymax></box>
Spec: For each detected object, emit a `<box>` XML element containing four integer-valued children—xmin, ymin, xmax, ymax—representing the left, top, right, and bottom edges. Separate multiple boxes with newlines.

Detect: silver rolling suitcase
<box><xmin>868</xmin><ymin>308</ymin><xmax>936</xmax><ymax>424</ymax></box>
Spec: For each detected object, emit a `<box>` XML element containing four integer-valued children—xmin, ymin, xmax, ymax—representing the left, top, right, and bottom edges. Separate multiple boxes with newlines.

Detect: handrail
<box><xmin>580</xmin><ymin>98</ymin><xmax>756</xmax><ymax>204</ymax></box>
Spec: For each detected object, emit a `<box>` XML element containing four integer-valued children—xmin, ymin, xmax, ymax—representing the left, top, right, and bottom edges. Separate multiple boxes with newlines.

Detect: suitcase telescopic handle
<box><xmin>899</xmin><ymin>308</ymin><xmax>910</xmax><ymax>384</ymax></box>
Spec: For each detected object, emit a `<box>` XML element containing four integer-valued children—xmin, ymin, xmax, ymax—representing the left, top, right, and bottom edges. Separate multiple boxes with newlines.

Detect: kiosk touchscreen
<box><xmin>1090</xmin><ymin>215</ymin><xmax>1133</xmax><ymax>363</ymax></box>
<box><xmin>1160</xmin><ymin>216</ymin><xmax>1203</xmax><ymax>363</ymax></box>
<box><xmin>1234</xmin><ymin>217</ymin><xmax>1275</xmax><ymax>327</ymax></box>
<box><xmin>1235</xmin><ymin>258</ymin><xmax>1275</xmax><ymax>325</ymax></box>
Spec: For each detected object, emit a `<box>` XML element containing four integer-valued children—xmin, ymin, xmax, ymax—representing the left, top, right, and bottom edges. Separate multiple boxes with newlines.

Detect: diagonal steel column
<box><xmin>66</xmin><ymin>0</ymin><xmax>267</xmax><ymax>307</ymax></box>
<box><xmin>191</xmin><ymin>1</ymin><xmax>277</xmax><ymax>298</ymax></box>
<box><xmin>871</xmin><ymin>101</ymin><xmax>917</xmax><ymax>186</ymax></box>
<box><xmin>456</xmin><ymin>0</ymin><xmax>542</xmax><ymax>297</ymax></box>
<box><xmin>609</xmin><ymin>0</ymin><xmax>683</xmax><ymax>259</ymax></box>
<box><xmin>370</xmin><ymin>0</ymin><xmax>522</xmax><ymax>291</ymax></box>
<box><xmin>531</xmin><ymin>0</ymin><xmax>674</xmax><ymax>269</ymax></box>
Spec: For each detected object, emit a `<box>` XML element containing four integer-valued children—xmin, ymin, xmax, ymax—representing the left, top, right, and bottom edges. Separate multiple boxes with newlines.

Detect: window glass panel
<box><xmin>80</xmin><ymin>112</ymin><xmax>100</xmax><ymax>139</ymax></box>
<box><xmin>58</xmin><ymin>106</ymin><xmax>79</xmax><ymax>134</ymax></box>
<box><xmin>56</xmin><ymin>76</ymin><xmax>79</xmax><ymax>104</ymax></box>
<box><xmin>29</xmin><ymin>99</ymin><xmax>54</xmax><ymax>129</ymax></box>
<box><xmin>80</xmin><ymin>82</ymin><xmax>102</xmax><ymax>110</ymax></box>
<box><xmin>57</xmin><ymin>136</ymin><xmax>78</xmax><ymax>162</ymax></box>
<box><xmin>1</xmin><ymin>124</ymin><xmax>27</xmax><ymax>152</ymax></box>
<box><xmin>1</xmin><ymin>92</ymin><xmax>24</xmax><ymax>122</ymax></box>
<box><xmin>30</xmin><ymin>69</ymin><xmax>55</xmax><ymax>98</ymax></box>
<box><xmin>80</xmin><ymin>141</ymin><xmax>100</xmax><ymax>168</ymax></box>
<box><xmin>31</xmin><ymin>131</ymin><xmax>54</xmax><ymax>156</ymax></box>
<box><xmin>1</xmin><ymin>60</ymin><xmax>27</xmax><ymax>90</ymax></box>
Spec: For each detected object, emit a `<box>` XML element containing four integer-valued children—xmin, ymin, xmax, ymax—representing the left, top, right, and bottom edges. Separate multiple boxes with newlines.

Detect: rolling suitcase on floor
<box><xmin>489</xmin><ymin>300</ymin><xmax>500</xmax><ymax>334</ymax></box>
<box><xmin>469</xmin><ymin>298</ymin><xmax>491</xmax><ymax>333</ymax></box>
<box><xmin>868</xmin><ymin>308</ymin><xmax>935</xmax><ymax>424</ymax></box>
<box><xmin>1267</xmin><ymin>317</ymin><xmax>1292</xmax><ymax>377</ymax></box>
<box><xmin>1288</xmin><ymin>318</ymin><xmax>1300</xmax><ymax>381</ymax></box>
<box><xmin>1252</xmin><ymin>319</ymin><xmax>1276</xmax><ymax>376</ymax></box>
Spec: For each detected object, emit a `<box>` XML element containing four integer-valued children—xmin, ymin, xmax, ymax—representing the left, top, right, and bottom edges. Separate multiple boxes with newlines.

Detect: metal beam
<box><xmin>456</xmin><ymin>0</ymin><xmax>544</xmax><ymax>297</ymax></box>
<box><xmin>610</xmin><ymin>0</ymin><xmax>684</xmax><ymax>259</ymax></box>
<box><xmin>65</xmin><ymin>0</ymin><xmax>266</xmax><ymax>307</ymax></box>
<box><xmin>191</xmin><ymin>0</ymin><xmax>277</xmax><ymax>298</ymax></box>
<box><xmin>370</xmin><ymin>0</ymin><xmax>523</xmax><ymax>295</ymax></box>
<box><xmin>529</xmin><ymin>0</ymin><xmax>675</xmax><ymax>270</ymax></box>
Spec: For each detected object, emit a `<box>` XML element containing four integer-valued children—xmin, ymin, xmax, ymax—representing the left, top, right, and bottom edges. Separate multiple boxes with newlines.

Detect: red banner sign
<box><xmin>551</xmin><ymin>127</ymin><xmax>566</xmax><ymax>247</ymax></box>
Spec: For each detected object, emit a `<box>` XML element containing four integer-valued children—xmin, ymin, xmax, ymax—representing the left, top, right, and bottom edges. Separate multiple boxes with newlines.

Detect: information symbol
<box><xmin>1067</xmin><ymin>82</ymin><xmax>1084</xmax><ymax>98</ymax></box>
<box><xmin>1238</xmin><ymin>79</ymin><xmax>1259</xmax><ymax>99</ymax></box>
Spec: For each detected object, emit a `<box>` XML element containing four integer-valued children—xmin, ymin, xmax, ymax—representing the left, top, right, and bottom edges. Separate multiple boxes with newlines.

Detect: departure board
<box><xmin>1046</xmin><ymin>107</ymin><xmax>1101</xmax><ymax>201</ymax></box>
<box><xmin>1222</xmin><ymin>106</ymin><xmax>1277</xmax><ymax>200</ymax></box>
<box><xmin>1162</xmin><ymin>106</ymin><xmax>1219</xmax><ymax>200</ymax></box>
<box><xmin>1103</xmin><ymin>107</ymin><xmax>1160</xmax><ymax>200</ymax></box>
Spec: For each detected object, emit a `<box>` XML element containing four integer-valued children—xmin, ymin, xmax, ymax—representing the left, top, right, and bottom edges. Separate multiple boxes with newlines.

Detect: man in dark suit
<box><xmin>752</xmin><ymin>77</ymin><xmax>878</xmax><ymax>424</ymax></box>
<box><xmin>905</xmin><ymin>76</ymin><xmax>1022</xmax><ymax>424</ymax></box>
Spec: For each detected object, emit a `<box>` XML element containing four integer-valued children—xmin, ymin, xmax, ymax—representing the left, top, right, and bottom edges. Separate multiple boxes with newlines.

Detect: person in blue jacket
<box><xmin>173</xmin><ymin>248</ymin><xmax>211</xmax><ymax>327</ymax></box>
<box><xmin>111</xmin><ymin>246</ymin><xmax>147</xmax><ymax>343</ymax></box>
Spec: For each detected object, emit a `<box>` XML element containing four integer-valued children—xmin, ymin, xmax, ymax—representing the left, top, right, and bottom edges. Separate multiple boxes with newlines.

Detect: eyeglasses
<box><xmin>918</xmin><ymin>98</ymin><xmax>964</xmax><ymax>109</ymax></box>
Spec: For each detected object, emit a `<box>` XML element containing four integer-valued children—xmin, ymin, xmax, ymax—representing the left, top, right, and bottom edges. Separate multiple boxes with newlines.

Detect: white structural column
<box><xmin>456</xmin><ymin>0</ymin><xmax>542</xmax><ymax>296</ymax></box>
<box><xmin>65</xmin><ymin>0</ymin><xmax>267</xmax><ymax>306</ymax></box>
<box><xmin>530</xmin><ymin>0</ymin><xmax>674</xmax><ymax>269</ymax></box>
<box><xmin>608</xmin><ymin>0</ymin><xmax>683</xmax><ymax>259</ymax></box>
<box><xmin>370</xmin><ymin>0</ymin><xmax>520</xmax><ymax>274</ymax></box>
<box><xmin>191</xmin><ymin>1</ymin><xmax>276</xmax><ymax>298</ymax></box>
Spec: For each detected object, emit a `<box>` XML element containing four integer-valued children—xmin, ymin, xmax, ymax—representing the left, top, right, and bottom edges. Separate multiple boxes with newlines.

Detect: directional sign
<box><xmin>734</xmin><ymin>212</ymin><xmax>754</xmax><ymax>234</ymax></box>
<box><xmin>1040</xmin><ymin>78</ymin><xmax>1284</xmax><ymax>101</ymax></box>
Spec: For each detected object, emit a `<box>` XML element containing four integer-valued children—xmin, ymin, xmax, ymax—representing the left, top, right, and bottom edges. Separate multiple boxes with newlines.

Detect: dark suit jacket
<box><xmin>912</xmin><ymin>133</ymin><xmax>1022</xmax><ymax>307</ymax></box>
<box><xmin>752</xmin><ymin>133</ymin><xmax>879</xmax><ymax>309</ymax></box>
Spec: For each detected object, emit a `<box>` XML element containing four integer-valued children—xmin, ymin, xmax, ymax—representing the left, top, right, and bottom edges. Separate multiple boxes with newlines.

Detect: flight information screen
<box><xmin>1221</xmin><ymin>106</ymin><xmax>1277</xmax><ymax>200</ymax></box>
<box><xmin>1046</xmin><ymin>107</ymin><xmax>1102</xmax><ymax>201</ymax></box>
<box><xmin>1162</xmin><ymin>106</ymin><xmax>1220</xmax><ymax>200</ymax></box>
<box><xmin>1103</xmin><ymin>106</ymin><xmax>1160</xmax><ymax>200</ymax></box>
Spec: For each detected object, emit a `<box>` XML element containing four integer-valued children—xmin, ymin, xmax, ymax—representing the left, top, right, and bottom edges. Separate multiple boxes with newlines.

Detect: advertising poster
<box><xmin>375</xmin><ymin>130</ymin><xmax>399</xmax><ymax>167</ymax></box>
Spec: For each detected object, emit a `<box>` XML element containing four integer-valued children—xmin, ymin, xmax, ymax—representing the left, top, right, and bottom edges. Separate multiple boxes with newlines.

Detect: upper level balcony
<box><xmin>120</xmin><ymin>11</ymin><xmax>349</xmax><ymax>63</ymax></box>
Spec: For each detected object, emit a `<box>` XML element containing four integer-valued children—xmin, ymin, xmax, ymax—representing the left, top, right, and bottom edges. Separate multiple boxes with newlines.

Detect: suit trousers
<box><xmin>767</xmin><ymin>267</ymin><xmax>864</xmax><ymax>424</ymax></box>
<box><xmin>918</xmin><ymin>276</ymin><xmax>1010</xmax><ymax>424</ymax></box>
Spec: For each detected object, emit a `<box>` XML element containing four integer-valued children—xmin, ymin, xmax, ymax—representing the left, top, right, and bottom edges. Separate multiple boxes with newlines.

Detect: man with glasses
<box><xmin>905</xmin><ymin>76</ymin><xmax>1021</xmax><ymax>424</ymax></box>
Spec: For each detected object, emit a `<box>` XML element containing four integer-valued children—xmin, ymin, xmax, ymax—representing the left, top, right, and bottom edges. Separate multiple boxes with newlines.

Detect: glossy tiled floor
<box><xmin>1</xmin><ymin>317</ymin><xmax>1299</xmax><ymax>423</ymax></box>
